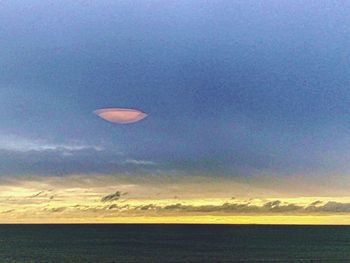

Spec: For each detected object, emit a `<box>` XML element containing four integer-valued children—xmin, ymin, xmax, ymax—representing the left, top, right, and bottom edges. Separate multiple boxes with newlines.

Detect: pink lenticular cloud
<box><xmin>94</xmin><ymin>108</ymin><xmax>147</xmax><ymax>124</ymax></box>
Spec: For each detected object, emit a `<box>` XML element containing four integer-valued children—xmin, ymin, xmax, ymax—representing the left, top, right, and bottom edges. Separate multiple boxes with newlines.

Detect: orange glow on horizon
<box><xmin>2</xmin><ymin>175</ymin><xmax>350</xmax><ymax>224</ymax></box>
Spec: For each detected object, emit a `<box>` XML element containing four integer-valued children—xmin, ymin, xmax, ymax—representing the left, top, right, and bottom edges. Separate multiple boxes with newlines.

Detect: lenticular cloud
<box><xmin>94</xmin><ymin>108</ymin><xmax>147</xmax><ymax>124</ymax></box>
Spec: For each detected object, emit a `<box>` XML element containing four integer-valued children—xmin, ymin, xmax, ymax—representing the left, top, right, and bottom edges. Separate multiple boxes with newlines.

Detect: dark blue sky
<box><xmin>1</xmin><ymin>0</ymin><xmax>350</xmax><ymax>177</ymax></box>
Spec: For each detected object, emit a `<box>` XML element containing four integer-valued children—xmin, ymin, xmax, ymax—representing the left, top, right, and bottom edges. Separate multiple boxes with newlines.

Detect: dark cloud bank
<box><xmin>67</xmin><ymin>199</ymin><xmax>350</xmax><ymax>215</ymax></box>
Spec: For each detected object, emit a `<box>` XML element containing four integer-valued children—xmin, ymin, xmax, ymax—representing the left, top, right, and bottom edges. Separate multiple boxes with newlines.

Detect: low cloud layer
<box><xmin>128</xmin><ymin>200</ymin><xmax>350</xmax><ymax>214</ymax></box>
<box><xmin>6</xmin><ymin>197</ymin><xmax>350</xmax><ymax>221</ymax></box>
<box><xmin>1</xmin><ymin>175</ymin><xmax>350</xmax><ymax>223</ymax></box>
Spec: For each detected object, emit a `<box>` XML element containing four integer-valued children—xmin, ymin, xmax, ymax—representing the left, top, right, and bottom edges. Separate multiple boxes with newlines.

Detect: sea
<box><xmin>0</xmin><ymin>224</ymin><xmax>349</xmax><ymax>262</ymax></box>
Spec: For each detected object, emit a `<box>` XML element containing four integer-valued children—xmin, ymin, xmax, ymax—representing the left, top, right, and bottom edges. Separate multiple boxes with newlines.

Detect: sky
<box><xmin>2</xmin><ymin>0</ymin><xmax>350</xmax><ymax>223</ymax></box>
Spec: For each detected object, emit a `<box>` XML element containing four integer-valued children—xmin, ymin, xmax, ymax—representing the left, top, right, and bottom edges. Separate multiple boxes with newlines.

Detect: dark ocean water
<box><xmin>0</xmin><ymin>224</ymin><xmax>350</xmax><ymax>262</ymax></box>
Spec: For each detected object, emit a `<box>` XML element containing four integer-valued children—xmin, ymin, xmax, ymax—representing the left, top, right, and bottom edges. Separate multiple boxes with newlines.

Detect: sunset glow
<box><xmin>94</xmin><ymin>108</ymin><xmax>147</xmax><ymax>124</ymax></box>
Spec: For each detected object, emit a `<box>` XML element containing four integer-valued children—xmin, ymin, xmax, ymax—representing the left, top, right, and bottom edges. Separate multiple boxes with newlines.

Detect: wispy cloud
<box><xmin>124</xmin><ymin>159</ymin><xmax>156</xmax><ymax>166</ymax></box>
<box><xmin>0</xmin><ymin>135</ymin><xmax>160</xmax><ymax>175</ymax></box>
<box><xmin>0</xmin><ymin>135</ymin><xmax>103</xmax><ymax>152</ymax></box>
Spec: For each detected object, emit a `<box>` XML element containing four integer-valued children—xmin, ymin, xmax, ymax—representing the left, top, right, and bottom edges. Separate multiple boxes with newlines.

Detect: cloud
<box><xmin>0</xmin><ymin>135</ymin><xmax>103</xmax><ymax>152</ymax></box>
<box><xmin>48</xmin><ymin>207</ymin><xmax>66</xmax><ymax>213</ymax></box>
<box><xmin>0</xmin><ymin>135</ymin><xmax>164</xmax><ymax>176</ymax></box>
<box><xmin>132</xmin><ymin>201</ymin><xmax>297</xmax><ymax>214</ymax></box>
<box><xmin>310</xmin><ymin>202</ymin><xmax>350</xmax><ymax>213</ymax></box>
<box><xmin>262</xmin><ymin>200</ymin><xmax>301</xmax><ymax>212</ymax></box>
<box><xmin>124</xmin><ymin>159</ymin><xmax>156</xmax><ymax>166</ymax></box>
<box><xmin>4</xmin><ymin>175</ymin><xmax>350</xmax><ymax>223</ymax></box>
<box><xmin>101</xmin><ymin>191</ymin><xmax>125</xmax><ymax>202</ymax></box>
<box><xmin>94</xmin><ymin>108</ymin><xmax>147</xmax><ymax>124</ymax></box>
<box><xmin>139</xmin><ymin>204</ymin><xmax>156</xmax><ymax>211</ymax></box>
<box><xmin>309</xmin><ymin>200</ymin><xmax>323</xmax><ymax>206</ymax></box>
<box><xmin>107</xmin><ymin>204</ymin><xmax>118</xmax><ymax>210</ymax></box>
<box><xmin>29</xmin><ymin>191</ymin><xmax>44</xmax><ymax>198</ymax></box>
<box><xmin>0</xmin><ymin>147</ymin><xmax>153</xmax><ymax>176</ymax></box>
<box><xmin>2</xmin><ymin>209</ymin><xmax>15</xmax><ymax>214</ymax></box>
<box><xmin>130</xmin><ymin>200</ymin><xmax>350</xmax><ymax>215</ymax></box>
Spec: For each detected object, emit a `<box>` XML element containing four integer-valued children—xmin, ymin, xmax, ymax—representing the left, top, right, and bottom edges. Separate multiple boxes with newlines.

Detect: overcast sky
<box><xmin>1</xmin><ymin>0</ymin><xmax>350</xmax><ymax>178</ymax></box>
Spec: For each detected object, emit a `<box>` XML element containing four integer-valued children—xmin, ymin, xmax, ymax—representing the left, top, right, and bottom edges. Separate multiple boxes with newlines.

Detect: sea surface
<box><xmin>0</xmin><ymin>224</ymin><xmax>350</xmax><ymax>262</ymax></box>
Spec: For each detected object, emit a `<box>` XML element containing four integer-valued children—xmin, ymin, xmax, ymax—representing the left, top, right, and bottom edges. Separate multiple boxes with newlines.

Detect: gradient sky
<box><xmin>2</xmin><ymin>0</ymin><xmax>350</xmax><ymax>223</ymax></box>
